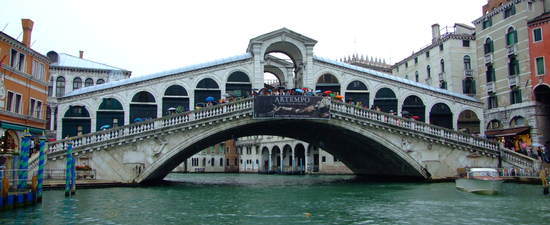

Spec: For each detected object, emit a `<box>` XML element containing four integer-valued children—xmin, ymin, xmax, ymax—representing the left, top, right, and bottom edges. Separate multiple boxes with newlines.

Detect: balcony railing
<box><xmin>486</xmin><ymin>82</ymin><xmax>495</xmax><ymax>93</ymax></box>
<box><xmin>484</xmin><ymin>54</ymin><xmax>493</xmax><ymax>64</ymax></box>
<box><xmin>464</xmin><ymin>69</ymin><xmax>473</xmax><ymax>78</ymax></box>
<box><xmin>438</xmin><ymin>72</ymin><xmax>445</xmax><ymax>81</ymax></box>
<box><xmin>507</xmin><ymin>44</ymin><xmax>517</xmax><ymax>56</ymax></box>
<box><xmin>508</xmin><ymin>75</ymin><xmax>519</xmax><ymax>87</ymax></box>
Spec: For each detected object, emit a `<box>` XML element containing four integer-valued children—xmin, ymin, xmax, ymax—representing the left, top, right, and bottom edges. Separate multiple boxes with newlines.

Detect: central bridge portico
<box><xmin>45</xmin><ymin>28</ymin><xmax>538</xmax><ymax>183</ymax></box>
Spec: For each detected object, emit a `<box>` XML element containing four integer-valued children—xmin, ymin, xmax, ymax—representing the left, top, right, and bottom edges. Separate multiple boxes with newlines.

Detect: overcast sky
<box><xmin>2</xmin><ymin>0</ymin><xmax>485</xmax><ymax>77</ymax></box>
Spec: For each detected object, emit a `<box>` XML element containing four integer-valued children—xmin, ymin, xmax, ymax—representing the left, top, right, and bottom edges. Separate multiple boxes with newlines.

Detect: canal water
<box><xmin>1</xmin><ymin>173</ymin><xmax>549</xmax><ymax>225</ymax></box>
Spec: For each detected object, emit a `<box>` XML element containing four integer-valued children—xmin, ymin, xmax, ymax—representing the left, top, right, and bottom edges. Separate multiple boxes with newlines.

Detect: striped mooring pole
<box><xmin>37</xmin><ymin>136</ymin><xmax>46</xmax><ymax>202</ymax></box>
<box><xmin>65</xmin><ymin>141</ymin><xmax>74</xmax><ymax>197</ymax></box>
<box><xmin>17</xmin><ymin>130</ymin><xmax>32</xmax><ymax>190</ymax></box>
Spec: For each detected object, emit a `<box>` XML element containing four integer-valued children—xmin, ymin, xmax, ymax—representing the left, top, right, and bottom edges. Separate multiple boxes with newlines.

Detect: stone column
<box><xmin>50</xmin><ymin>106</ymin><xmax>56</xmax><ymax>130</ymax></box>
<box><xmin>291</xmin><ymin>148</ymin><xmax>295</xmax><ymax>172</ymax></box>
<box><xmin>268</xmin><ymin>151</ymin><xmax>272</xmax><ymax>173</ymax></box>
<box><xmin>280</xmin><ymin>152</ymin><xmax>283</xmax><ymax>173</ymax></box>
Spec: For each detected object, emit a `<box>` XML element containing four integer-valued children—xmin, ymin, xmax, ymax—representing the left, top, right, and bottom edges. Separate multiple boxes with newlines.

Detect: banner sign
<box><xmin>253</xmin><ymin>96</ymin><xmax>331</xmax><ymax>119</ymax></box>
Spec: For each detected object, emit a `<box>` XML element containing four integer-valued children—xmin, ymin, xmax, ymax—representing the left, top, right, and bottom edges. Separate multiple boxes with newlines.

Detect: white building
<box><xmin>392</xmin><ymin>23</ymin><xmax>478</xmax><ymax>97</ymax></box>
<box><xmin>46</xmin><ymin>51</ymin><xmax>131</xmax><ymax>138</ymax></box>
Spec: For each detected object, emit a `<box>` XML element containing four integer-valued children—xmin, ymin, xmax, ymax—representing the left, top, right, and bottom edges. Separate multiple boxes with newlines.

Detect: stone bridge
<box><xmin>44</xmin><ymin>98</ymin><xmax>537</xmax><ymax>183</ymax></box>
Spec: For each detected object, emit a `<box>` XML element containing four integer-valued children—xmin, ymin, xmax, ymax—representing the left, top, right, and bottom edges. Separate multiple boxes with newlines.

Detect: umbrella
<box><xmin>411</xmin><ymin>116</ymin><xmax>421</xmax><ymax>120</ymax></box>
<box><xmin>100</xmin><ymin>124</ymin><xmax>111</xmax><ymax>130</ymax></box>
<box><xmin>206</xmin><ymin>96</ymin><xmax>215</xmax><ymax>102</ymax></box>
<box><xmin>532</xmin><ymin>143</ymin><xmax>543</xmax><ymax>147</ymax></box>
<box><xmin>295</xmin><ymin>89</ymin><xmax>304</xmax><ymax>93</ymax></box>
<box><xmin>168</xmin><ymin>107</ymin><xmax>176</xmax><ymax>111</ymax></box>
<box><xmin>335</xmin><ymin>95</ymin><xmax>344</xmax><ymax>99</ymax></box>
<box><xmin>133</xmin><ymin>118</ymin><xmax>143</xmax><ymax>123</ymax></box>
<box><xmin>329</xmin><ymin>93</ymin><xmax>335</xmax><ymax>97</ymax></box>
<box><xmin>324</xmin><ymin>90</ymin><xmax>332</xmax><ymax>94</ymax></box>
<box><xmin>315</xmin><ymin>90</ymin><xmax>322</xmax><ymax>93</ymax></box>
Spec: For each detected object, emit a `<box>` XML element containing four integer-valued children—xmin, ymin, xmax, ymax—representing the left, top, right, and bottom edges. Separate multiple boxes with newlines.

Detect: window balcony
<box><xmin>507</xmin><ymin>44</ymin><xmax>517</xmax><ymax>56</ymax></box>
<box><xmin>484</xmin><ymin>54</ymin><xmax>493</xmax><ymax>65</ymax></box>
<box><xmin>464</xmin><ymin>69</ymin><xmax>474</xmax><ymax>78</ymax></box>
<box><xmin>486</xmin><ymin>82</ymin><xmax>495</xmax><ymax>93</ymax></box>
<box><xmin>438</xmin><ymin>72</ymin><xmax>445</xmax><ymax>81</ymax></box>
<box><xmin>508</xmin><ymin>75</ymin><xmax>519</xmax><ymax>87</ymax></box>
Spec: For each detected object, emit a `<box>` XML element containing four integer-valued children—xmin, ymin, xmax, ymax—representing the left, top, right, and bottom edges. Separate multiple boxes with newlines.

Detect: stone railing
<box><xmin>47</xmin><ymin>98</ymin><xmax>254</xmax><ymax>157</ymax></box>
<box><xmin>47</xmin><ymin>97</ymin><xmax>538</xmax><ymax>169</ymax></box>
<box><xmin>329</xmin><ymin>101</ymin><xmax>538</xmax><ymax>169</ymax></box>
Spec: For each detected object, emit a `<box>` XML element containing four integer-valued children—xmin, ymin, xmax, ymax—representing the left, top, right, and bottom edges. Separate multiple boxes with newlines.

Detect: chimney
<box><xmin>21</xmin><ymin>19</ymin><xmax>34</xmax><ymax>47</ymax></box>
<box><xmin>431</xmin><ymin>23</ymin><xmax>441</xmax><ymax>43</ymax></box>
<box><xmin>79</xmin><ymin>50</ymin><xmax>84</xmax><ymax>59</ymax></box>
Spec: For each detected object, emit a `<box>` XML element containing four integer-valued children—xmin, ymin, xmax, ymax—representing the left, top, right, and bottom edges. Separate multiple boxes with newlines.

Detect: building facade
<box><xmin>46</xmin><ymin>51</ymin><xmax>131</xmax><ymax>139</ymax></box>
<box><xmin>528</xmin><ymin>12</ymin><xmax>550</xmax><ymax>145</ymax></box>
<box><xmin>339</xmin><ymin>54</ymin><xmax>393</xmax><ymax>74</ymax></box>
<box><xmin>392</xmin><ymin>23</ymin><xmax>478</xmax><ymax>98</ymax></box>
<box><xmin>473</xmin><ymin>0</ymin><xmax>549</xmax><ymax>148</ymax></box>
<box><xmin>175</xmin><ymin>136</ymin><xmax>352</xmax><ymax>175</ymax></box>
<box><xmin>0</xmin><ymin>19</ymin><xmax>50</xmax><ymax>170</ymax></box>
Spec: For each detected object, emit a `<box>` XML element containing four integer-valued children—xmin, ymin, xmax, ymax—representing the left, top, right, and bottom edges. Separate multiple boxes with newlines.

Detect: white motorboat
<box><xmin>455</xmin><ymin>168</ymin><xmax>504</xmax><ymax>195</ymax></box>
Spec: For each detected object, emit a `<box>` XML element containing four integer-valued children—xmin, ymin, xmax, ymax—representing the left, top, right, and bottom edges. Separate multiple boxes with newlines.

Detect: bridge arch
<box><xmin>225</xmin><ymin>70</ymin><xmax>252</xmax><ymax>98</ymax></box>
<box><xmin>429</xmin><ymin>103</ymin><xmax>453</xmax><ymax>129</ymax></box>
<box><xmin>130</xmin><ymin>91</ymin><xmax>157</xmax><ymax>123</ymax></box>
<box><xmin>373</xmin><ymin>87</ymin><xmax>398</xmax><ymax>113</ymax></box>
<box><xmin>162</xmin><ymin>85</ymin><xmax>190</xmax><ymax>116</ymax></box>
<box><xmin>315</xmin><ymin>73</ymin><xmax>341</xmax><ymax>93</ymax></box>
<box><xmin>62</xmin><ymin>105</ymin><xmax>91</xmax><ymax>138</ymax></box>
<box><xmin>457</xmin><ymin>110</ymin><xmax>480</xmax><ymax>134</ymax></box>
<box><xmin>194</xmin><ymin>77</ymin><xmax>221</xmax><ymax>108</ymax></box>
<box><xmin>96</xmin><ymin>97</ymin><xmax>125</xmax><ymax>131</ymax></box>
<box><xmin>401</xmin><ymin>95</ymin><xmax>426</xmax><ymax>122</ymax></box>
<box><xmin>344</xmin><ymin>80</ymin><xmax>369</xmax><ymax>106</ymax></box>
<box><xmin>137</xmin><ymin>117</ymin><xmax>428</xmax><ymax>183</ymax></box>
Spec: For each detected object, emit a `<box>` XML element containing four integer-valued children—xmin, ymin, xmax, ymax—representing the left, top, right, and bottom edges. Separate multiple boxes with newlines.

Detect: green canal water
<box><xmin>1</xmin><ymin>173</ymin><xmax>549</xmax><ymax>225</ymax></box>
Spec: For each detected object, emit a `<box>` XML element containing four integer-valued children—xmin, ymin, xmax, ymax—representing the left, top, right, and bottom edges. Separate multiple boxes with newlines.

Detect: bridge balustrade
<box><xmin>46</xmin><ymin>97</ymin><xmax>537</xmax><ymax>169</ymax></box>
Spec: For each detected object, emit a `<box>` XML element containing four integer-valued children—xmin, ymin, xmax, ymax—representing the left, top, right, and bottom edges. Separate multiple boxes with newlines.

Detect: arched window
<box><xmin>426</xmin><ymin>65</ymin><xmax>431</xmax><ymax>78</ymax></box>
<box><xmin>440</xmin><ymin>59</ymin><xmax>445</xmax><ymax>73</ymax></box>
<box><xmin>415</xmin><ymin>71</ymin><xmax>419</xmax><ymax>82</ymax></box>
<box><xmin>510</xmin><ymin>116</ymin><xmax>526</xmax><ymax>127</ymax></box>
<box><xmin>56</xmin><ymin>76</ymin><xmax>65</xmax><ymax>97</ymax></box>
<box><xmin>96</xmin><ymin>79</ymin><xmax>105</xmax><ymax>85</ymax></box>
<box><xmin>506</xmin><ymin>27</ymin><xmax>518</xmax><ymax>46</ymax></box>
<box><xmin>463</xmin><ymin>55</ymin><xmax>471</xmax><ymax>70</ymax></box>
<box><xmin>84</xmin><ymin>78</ymin><xmax>94</xmax><ymax>87</ymax></box>
<box><xmin>484</xmin><ymin>38</ymin><xmax>494</xmax><ymax>54</ymax></box>
<box><xmin>487</xmin><ymin>120</ymin><xmax>502</xmax><ymax>130</ymax></box>
<box><xmin>73</xmin><ymin>77</ymin><xmax>82</xmax><ymax>90</ymax></box>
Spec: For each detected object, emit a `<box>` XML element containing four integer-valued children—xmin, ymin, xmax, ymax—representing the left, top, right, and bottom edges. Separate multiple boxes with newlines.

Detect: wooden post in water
<box><xmin>37</xmin><ymin>136</ymin><xmax>46</xmax><ymax>202</ymax></box>
<box><xmin>65</xmin><ymin>141</ymin><xmax>74</xmax><ymax>197</ymax></box>
<box><xmin>17</xmin><ymin>130</ymin><xmax>32</xmax><ymax>190</ymax></box>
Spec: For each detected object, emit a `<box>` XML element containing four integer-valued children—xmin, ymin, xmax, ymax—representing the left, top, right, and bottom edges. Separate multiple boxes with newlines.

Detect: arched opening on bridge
<box><xmin>62</xmin><ymin>106</ymin><xmax>91</xmax><ymax>138</ymax></box>
<box><xmin>316</xmin><ymin>74</ymin><xmax>340</xmax><ymax>93</ymax></box>
<box><xmin>271</xmin><ymin>146</ymin><xmax>281</xmax><ymax>172</ymax></box>
<box><xmin>534</xmin><ymin>84</ymin><xmax>550</xmax><ymax>144</ymax></box>
<box><xmin>96</xmin><ymin>98</ymin><xmax>124</xmax><ymax>131</ymax></box>
<box><xmin>345</xmin><ymin>80</ymin><xmax>369</xmax><ymax>107</ymax></box>
<box><xmin>294</xmin><ymin>143</ymin><xmax>306</xmax><ymax>173</ymax></box>
<box><xmin>162</xmin><ymin>85</ymin><xmax>189</xmax><ymax>116</ymax></box>
<box><xmin>130</xmin><ymin>91</ymin><xmax>157</xmax><ymax>123</ymax></box>
<box><xmin>226</xmin><ymin>71</ymin><xmax>251</xmax><ymax>98</ymax></box>
<box><xmin>264</xmin><ymin>41</ymin><xmax>303</xmax><ymax>88</ymax></box>
<box><xmin>282</xmin><ymin>144</ymin><xmax>292</xmax><ymax>173</ymax></box>
<box><xmin>263</xmin><ymin>71</ymin><xmax>281</xmax><ymax>89</ymax></box>
<box><xmin>429</xmin><ymin>103</ymin><xmax>453</xmax><ymax>129</ymax></box>
<box><xmin>457</xmin><ymin>110</ymin><xmax>480</xmax><ymax>134</ymax></box>
<box><xmin>373</xmin><ymin>88</ymin><xmax>397</xmax><ymax>113</ymax></box>
<box><xmin>194</xmin><ymin>78</ymin><xmax>220</xmax><ymax>108</ymax></box>
<box><xmin>261</xmin><ymin>146</ymin><xmax>270</xmax><ymax>173</ymax></box>
<box><xmin>402</xmin><ymin>95</ymin><xmax>425</xmax><ymax>122</ymax></box>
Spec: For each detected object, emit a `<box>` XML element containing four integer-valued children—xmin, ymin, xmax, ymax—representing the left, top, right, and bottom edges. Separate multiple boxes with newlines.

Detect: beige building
<box><xmin>473</xmin><ymin>0</ymin><xmax>549</xmax><ymax>147</ymax></box>
<box><xmin>392</xmin><ymin>23</ymin><xmax>477</xmax><ymax>97</ymax></box>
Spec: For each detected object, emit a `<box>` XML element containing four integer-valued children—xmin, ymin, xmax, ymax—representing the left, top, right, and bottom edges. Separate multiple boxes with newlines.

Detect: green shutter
<box><xmin>537</xmin><ymin>57</ymin><xmax>545</xmax><ymax>75</ymax></box>
<box><xmin>472</xmin><ymin>80</ymin><xmax>476</xmax><ymax>94</ymax></box>
<box><xmin>490</xmin><ymin>41</ymin><xmax>494</xmax><ymax>52</ymax></box>
<box><xmin>517</xmin><ymin>89</ymin><xmax>522</xmax><ymax>103</ymax></box>
<box><xmin>513</xmin><ymin>30</ymin><xmax>518</xmax><ymax>44</ymax></box>
<box><xmin>463</xmin><ymin>80</ymin><xmax>467</xmax><ymax>93</ymax></box>
<box><xmin>514</xmin><ymin>59</ymin><xmax>520</xmax><ymax>75</ymax></box>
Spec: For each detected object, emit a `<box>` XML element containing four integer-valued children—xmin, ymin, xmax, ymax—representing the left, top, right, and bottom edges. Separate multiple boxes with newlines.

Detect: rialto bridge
<box><xmin>44</xmin><ymin>28</ymin><xmax>538</xmax><ymax>183</ymax></box>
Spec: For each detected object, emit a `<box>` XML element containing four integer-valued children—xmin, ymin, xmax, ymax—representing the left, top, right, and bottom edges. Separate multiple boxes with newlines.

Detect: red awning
<box><xmin>485</xmin><ymin>126</ymin><xmax>530</xmax><ymax>137</ymax></box>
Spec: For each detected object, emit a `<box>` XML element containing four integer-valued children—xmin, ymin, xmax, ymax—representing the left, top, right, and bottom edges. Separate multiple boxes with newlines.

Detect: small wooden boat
<box><xmin>455</xmin><ymin>168</ymin><xmax>504</xmax><ymax>195</ymax></box>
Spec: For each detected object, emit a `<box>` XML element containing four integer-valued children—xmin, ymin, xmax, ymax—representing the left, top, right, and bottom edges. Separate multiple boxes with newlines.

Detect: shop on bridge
<box><xmin>194</xmin><ymin>78</ymin><xmax>221</xmax><ymax>108</ymax></box>
<box><xmin>344</xmin><ymin>80</ymin><xmax>369</xmax><ymax>107</ymax></box>
<box><xmin>97</xmin><ymin>98</ymin><xmax>124</xmax><ymax>130</ymax></box>
<box><xmin>429</xmin><ymin>103</ymin><xmax>453</xmax><ymax>129</ymax></box>
<box><xmin>62</xmin><ymin>106</ymin><xmax>91</xmax><ymax>138</ymax></box>
<box><xmin>225</xmin><ymin>71</ymin><xmax>252</xmax><ymax>98</ymax></box>
<box><xmin>130</xmin><ymin>91</ymin><xmax>157</xmax><ymax>123</ymax></box>
<box><xmin>162</xmin><ymin>85</ymin><xmax>190</xmax><ymax>116</ymax></box>
<box><xmin>402</xmin><ymin>95</ymin><xmax>425</xmax><ymax>122</ymax></box>
<box><xmin>373</xmin><ymin>88</ymin><xmax>397</xmax><ymax>113</ymax></box>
